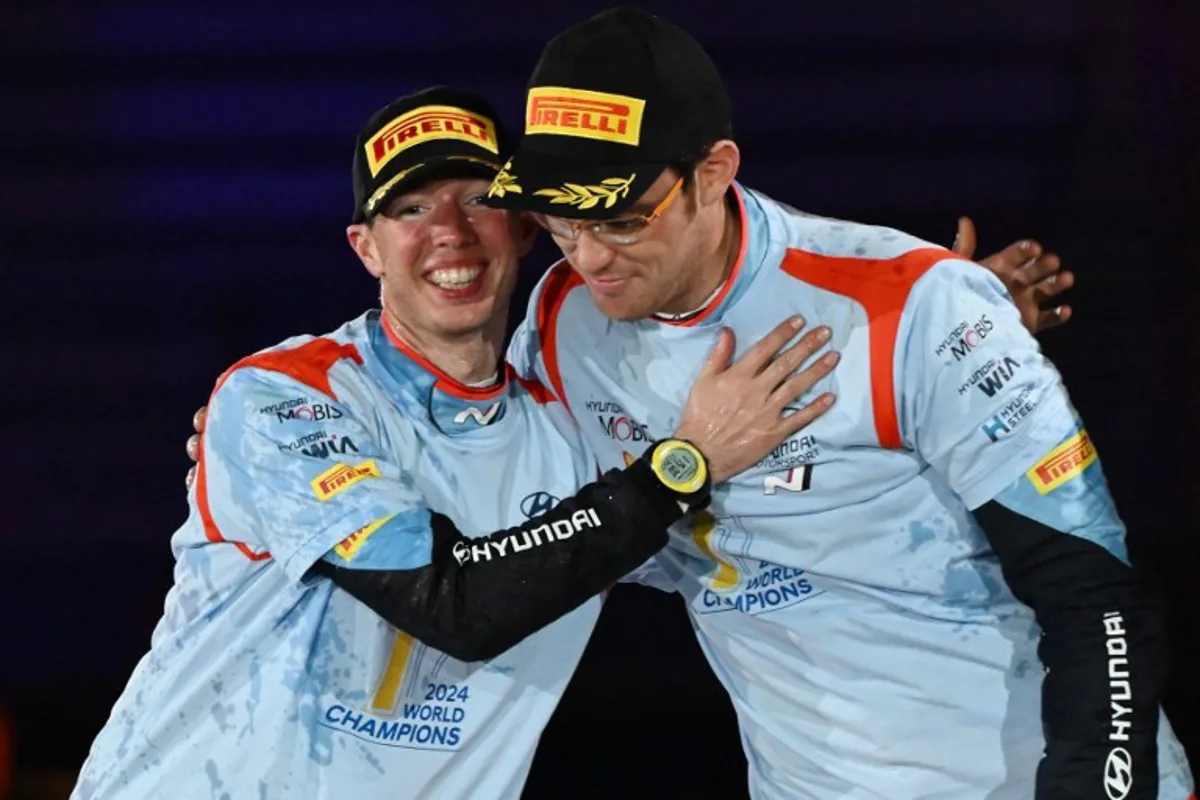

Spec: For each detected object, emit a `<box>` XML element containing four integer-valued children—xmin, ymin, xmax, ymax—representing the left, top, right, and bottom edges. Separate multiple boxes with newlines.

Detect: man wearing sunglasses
<box><xmin>485</xmin><ymin>8</ymin><xmax>1194</xmax><ymax>799</ymax></box>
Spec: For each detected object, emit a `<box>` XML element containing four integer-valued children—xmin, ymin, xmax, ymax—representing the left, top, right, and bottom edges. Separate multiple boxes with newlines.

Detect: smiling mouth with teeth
<box><xmin>426</xmin><ymin>265</ymin><xmax>484</xmax><ymax>289</ymax></box>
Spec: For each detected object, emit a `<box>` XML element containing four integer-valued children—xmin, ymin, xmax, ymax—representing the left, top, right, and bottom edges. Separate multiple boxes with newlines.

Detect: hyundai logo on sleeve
<box><xmin>520</xmin><ymin>491</ymin><xmax>560</xmax><ymax>519</ymax></box>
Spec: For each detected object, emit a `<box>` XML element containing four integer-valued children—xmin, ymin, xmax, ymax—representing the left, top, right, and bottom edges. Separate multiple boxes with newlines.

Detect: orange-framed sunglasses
<box><xmin>534</xmin><ymin>176</ymin><xmax>684</xmax><ymax>247</ymax></box>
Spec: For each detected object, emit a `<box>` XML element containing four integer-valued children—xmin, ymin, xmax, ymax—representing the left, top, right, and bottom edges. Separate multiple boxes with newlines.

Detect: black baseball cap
<box><xmin>351</xmin><ymin>86</ymin><xmax>511</xmax><ymax>223</ymax></box>
<box><xmin>483</xmin><ymin>8</ymin><xmax>731</xmax><ymax>219</ymax></box>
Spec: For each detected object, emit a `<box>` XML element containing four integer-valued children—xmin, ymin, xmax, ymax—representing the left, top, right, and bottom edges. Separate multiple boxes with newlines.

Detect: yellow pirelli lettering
<box><xmin>1026</xmin><ymin>430</ymin><xmax>1098</xmax><ymax>495</ymax></box>
<box><xmin>311</xmin><ymin>460</ymin><xmax>381</xmax><ymax>501</ymax></box>
<box><xmin>691</xmin><ymin>511</ymin><xmax>739</xmax><ymax>590</ymax></box>
<box><xmin>526</xmin><ymin>87</ymin><xmax>645</xmax><ymax>145</ymax></box>
<box><xmin>333</xmin><ymin>513</ymin><xmax>396</xmax><ymax>561</ymax></box>
<box><xmin>365</xmin><ymin>105</ymin><xmax>499</xmax><ymax>176</ymax></box>
<box><xmin>369</xmin><ymin>631</ymin><xmax>416</xmax><ymax>715</ymax></box>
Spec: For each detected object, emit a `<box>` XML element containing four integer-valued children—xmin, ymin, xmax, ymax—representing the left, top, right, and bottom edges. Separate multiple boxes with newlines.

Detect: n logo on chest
<box><xmin>762</xmin><ymin>464</ymin><xmax>813</xmax><ymax>495</ymax></box>
<box><xmin>453</xmin><ymin>402</ymin><xmax>501</xmax><ymax>426</ymax></box>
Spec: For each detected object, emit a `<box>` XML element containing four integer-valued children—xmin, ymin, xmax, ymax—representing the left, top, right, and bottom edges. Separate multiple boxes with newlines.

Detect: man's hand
<box><xmin>185</xmin><ymin>406</ymin><xmax>206</xmax><ymax>490</ymax></box>
<box><xmin>676</xmin><ymin>316</ymin><xmax>838</xmax><ymax>483</ymax></box>
<box><xmin>953</xmin><ymin>216</ymin><xmax>1074</xmax><ymax>335</ymax></box>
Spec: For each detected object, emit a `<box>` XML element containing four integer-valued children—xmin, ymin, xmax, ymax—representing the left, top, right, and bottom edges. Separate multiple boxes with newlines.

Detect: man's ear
<box><xmin>693</xmin><ymin>139</ymin><xmax>740</xmax><ymax>209</ymax></box>
<box><xmin>346</xmin><ymin>223</ymin><xmax>383</xmax><ymax>279</ymax></box>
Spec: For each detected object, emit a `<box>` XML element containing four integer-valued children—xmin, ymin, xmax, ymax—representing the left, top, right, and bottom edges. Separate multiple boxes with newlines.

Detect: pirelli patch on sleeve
<box><xmin>1026</xmin><ymin>430</ymin><xmax>1097</xmax><ymax>495</ymax></box>
<box><xmin>333</xmin><ymin>513</ymin><xmax>397</xmax><ymax>561</ymax></box>
<box><xmin>312</xmin><ymin>460</ymin><xmax>382</xmax><ymax>501</ymax></box>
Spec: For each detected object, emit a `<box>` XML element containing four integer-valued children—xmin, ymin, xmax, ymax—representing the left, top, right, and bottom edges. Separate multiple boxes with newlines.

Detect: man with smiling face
<box><xmin>485</xmin><ymin>8</ymin><xmax>1194</xmax><ymax>799</ymax></box>
<box><xmin>72</xmin><ymin>86</ymin><xmax>841</xmax><ymax>799</ymax></box>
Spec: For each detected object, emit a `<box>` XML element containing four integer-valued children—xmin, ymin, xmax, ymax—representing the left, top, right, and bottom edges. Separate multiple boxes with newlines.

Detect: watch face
<box><xmin>652</xmin><ymin>440</ymin><xmax>708</xmax><ymax>494</ymax></box>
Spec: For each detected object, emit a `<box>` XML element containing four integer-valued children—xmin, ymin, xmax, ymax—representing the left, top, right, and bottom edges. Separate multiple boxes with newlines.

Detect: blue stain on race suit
<box><xmin>73</xmin><ymin>311</ymin><xmax>602</xmax><ymax>800</ymax></box>
<box><xmin>509</xmin><ymin>185</ymin><xmax>1194</xmax><ymax>799</ymax></box>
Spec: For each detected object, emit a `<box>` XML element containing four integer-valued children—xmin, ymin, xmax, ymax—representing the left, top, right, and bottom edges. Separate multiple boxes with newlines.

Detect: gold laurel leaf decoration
<box><xmin>531</xmin><ymin>173</ymin><xmax>636</xmax><ymax>209</ymax></box>
<box><xmin>486</xmin><ymin>167</ymin><xmax>523</xmax><ymax>198</ymax></box>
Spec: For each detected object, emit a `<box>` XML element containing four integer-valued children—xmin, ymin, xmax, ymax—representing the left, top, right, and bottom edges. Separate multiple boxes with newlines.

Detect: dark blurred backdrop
<box><xmin>1</xmin><ymin>0</ymin><xmax>1197</xmax><ymax>797</ymax></box>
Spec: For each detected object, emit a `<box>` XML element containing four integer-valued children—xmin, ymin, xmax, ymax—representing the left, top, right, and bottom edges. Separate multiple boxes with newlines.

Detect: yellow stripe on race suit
<box><xmin>691</xmin><ymin>511</ymin><xmax>739</xmax><ymax>590</ymax></box>
<box><xmin>369</xmin><ymin>631</ymin><xmax>415</xmax><ymax>715</ymax></box>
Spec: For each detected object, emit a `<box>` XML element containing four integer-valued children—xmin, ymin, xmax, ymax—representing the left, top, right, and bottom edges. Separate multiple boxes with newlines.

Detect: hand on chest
<box><xmin>567</xmin><ymin>320</ymin><xmax>907</xmax><ymax>512</ymax></box>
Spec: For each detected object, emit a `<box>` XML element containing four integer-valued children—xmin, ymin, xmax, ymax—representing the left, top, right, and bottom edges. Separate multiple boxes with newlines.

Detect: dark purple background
<box><xmin>2</xmin><ymin>1</ymin><xmax>1197</xmax><ymax>795</ymax></box>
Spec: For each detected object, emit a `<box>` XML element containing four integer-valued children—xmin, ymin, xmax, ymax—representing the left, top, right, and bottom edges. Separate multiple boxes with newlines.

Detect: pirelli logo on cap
<box><xmin>365</xmin><ymin>105</ymin><xmax>499</xmax><ymax>177</ymax></box>
<box><xmin>333</xmin><ymin>513</ymin><xmax>396</xmax><ymax>561</ymax></box>
<box><xmin>1026</xmin><ymin>430</ymin><xmax>1097</xmax><ymax>495</ymax></box>
<box><xmin>312</xmin><ymin>460</ymin><xmax>382</xmax><ymax>501</ymax></box>
<box><xmin>526</xmin><ymin>87</ymin><xmax>645</xmax><ymax>146</ymax></box>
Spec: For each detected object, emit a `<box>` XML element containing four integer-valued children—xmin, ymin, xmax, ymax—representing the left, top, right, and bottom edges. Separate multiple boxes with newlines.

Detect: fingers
<box><xmin>772</xmin><ymin>351</ymin><xmax>840</xmax><ymax>409</ymax></box>
<box><xmin>1013</xmin><ymin>240</ymin><xmax>1043</xmax><ymax>268</ymax></box>
<box><xmin>780</xmin><ymin>392</ymin><xmax>836</xmax><ymax>436</ymax></box>
<box><xmin>964</xmin><ymin>229</ymin><xmax>1074</xmax><ymax>337</ymax></box>
<box><xmin>1014</xmin><ymin>251</ymin><xmax>1059</xmax><ymax>286</ymax></box>
<box><xmin>735</xmin><ymin>316</ymin><xmax>805</xmax><ymax>375</ymax></box>
<box><xmin>759</xmin><ymin>326</ymin><xmax>832</xmax><ymax>388</ymax></box>
<box><xmin>979</xmin><ymin>240</ymin><xmax>1042</xmax><ymax>278</ymax></box>
<box><xmin>187</xmin><ymin>409</ymin><xmax>205</xmax><ymax>490</ymax></box>
<box><xmin>952</xmin><ymin>216</ymin><xmax>977</xmax><ymax>258</ymax></box>
<box><xmin>1035</xmin><ymin>305</ymin><xmax>1072</xmax><ymax>332</ymax></box>
<box><xmin>698</xmin><ymin>327</ymin><xmax>736</xmax><ymax>377</ymax></box>
<box><xmin>1026</xmin><ymin>267</ymin><xmax>1074</xmax><ymax>304</ymax></box>
<box><xmin>1009</xmin><ymin>250</ymin><xmax>1069</xmax><ymax>299</ymax></box>
<box><xmin>1040</xmin><ymin>268</ymin><xmax>1074</xmax><ymax>297</ymax></box>
<box><xmin>1018</xmin><ymin>254</ymin><xmax>1073</xmax><ymax>334</ymax></box>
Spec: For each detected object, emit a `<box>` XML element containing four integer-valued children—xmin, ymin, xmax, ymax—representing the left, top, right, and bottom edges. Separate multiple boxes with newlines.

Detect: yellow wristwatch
<box><xmin>643</xmin><ymin>438</ymin><xmax>712</xmax><ymax>511</ymax></box>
